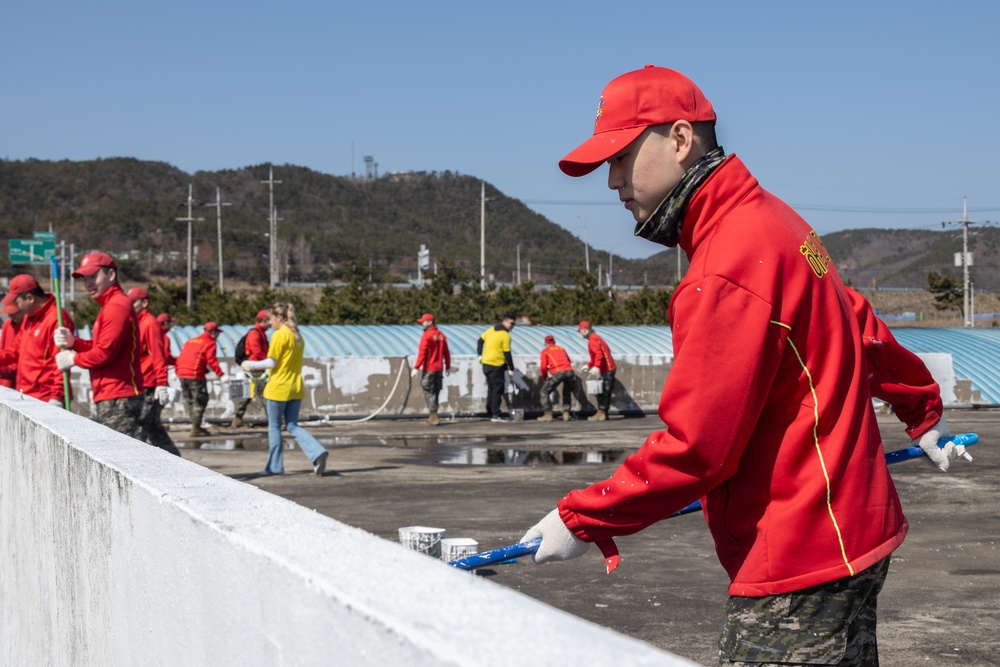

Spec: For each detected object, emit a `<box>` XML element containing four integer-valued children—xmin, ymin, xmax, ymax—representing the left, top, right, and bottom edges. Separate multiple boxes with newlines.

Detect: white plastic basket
<box><xmin>586</xmin><ymin>379</ymin><xmax>603</xmax><ymax>395</ymax></box>
<box><xmin>228</xmin><ymin>378</ymin><xmax>251</xmax><ymax>400</ymax></box>
<box><xmin>398</xmin><ymin>525</ymin><xmax>446</xmax><ymax>558</ymax></box>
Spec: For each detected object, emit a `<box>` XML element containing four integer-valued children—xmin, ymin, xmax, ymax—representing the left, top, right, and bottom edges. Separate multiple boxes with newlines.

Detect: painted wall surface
<box><xmin>53</xmin><ymin>349</ymin><xmax>963</xmax><ymax>423</ymax></box>
<box><xmin>58</xmin><ymin>354</ymin><xmax>675</xmax><ymax>422</ymax></box>
<box><xmin>0</xmin><ymin>389</ymin><xmax>697</xmax><ymax>667</ymax></box>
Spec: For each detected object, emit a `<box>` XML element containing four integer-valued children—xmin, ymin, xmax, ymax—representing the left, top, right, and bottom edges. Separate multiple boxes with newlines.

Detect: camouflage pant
<box><xmin>95</xmin><ymin>395</ymin><xmax>144</xmax><ymax>439</ymax></box>
<box><xmin>420</xmin><ymin>371</ymin><xmax>443</xmax><ymax>413</ymax></box>
<box><xmin>181</xmin><ymin>378</ymin><xmax>209</xmax><ymax>427</ymax></box>
<box><xmin>540</xmin><ymin>371</ymin><xmax>575</xmax><ymax>412</ymax></box>
<box><xmin>234</xmin><ymin>375</ymin><xmax>268</xmax><ymax>419</ymax></box>
<box><xmin>596</xmin><ymin>369</ymin><xmax>615</xmax><ymax>412</ymax></box>
<box><xmin>136</xmin><ymin>388</ymin><xmax>180</xmax><ymax>456</ymax></box>
<box><xmin>719</xmin><ymin>556</ymin><xmax>890</xmax><ymax>666</ymax></box>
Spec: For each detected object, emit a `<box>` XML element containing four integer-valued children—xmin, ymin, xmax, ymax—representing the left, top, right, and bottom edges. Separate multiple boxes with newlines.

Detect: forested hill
<box><xmin>1</xmin><ymin>157</ymin><xmax>997</xmax><ymax>291</ymax></box>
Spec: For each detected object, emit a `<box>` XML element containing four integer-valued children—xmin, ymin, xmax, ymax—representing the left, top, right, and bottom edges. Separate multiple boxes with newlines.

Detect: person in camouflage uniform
<box><xmin>518</xmin><ymin>66</ymin><xmax>965</xmax><ymax>667</ymax></box>
<box><xmin>54</xmin><ymin>252</ymin><xmax>144</xmax><ymax>438</ymax></box>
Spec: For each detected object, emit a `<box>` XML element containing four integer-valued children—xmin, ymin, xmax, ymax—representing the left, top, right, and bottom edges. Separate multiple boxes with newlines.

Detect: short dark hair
<box><xmin>24</xmin><ymin>286</ymin><xmax>46</xmax><ymax>299</ymax></box>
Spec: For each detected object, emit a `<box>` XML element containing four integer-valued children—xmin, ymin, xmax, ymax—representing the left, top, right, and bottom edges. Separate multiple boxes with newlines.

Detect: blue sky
<box><xmin>3</xmin><ymin>1</ymin><xmax>998</xmax><ymax>259</ymax></box>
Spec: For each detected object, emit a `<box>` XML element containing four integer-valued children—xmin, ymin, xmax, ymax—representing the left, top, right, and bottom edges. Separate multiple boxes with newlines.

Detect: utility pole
<box><xmin>579</xmin><ymin>216</ymin><xmax>590</xmax><ymax>273</ymax></box>
<box><xmin>480</xmin><ymin>182</ymin><xmax>488</xmax><ymax>290</ymax></box>
<box><xmin>175</xmin><ymin>184</ymin><xmax>205</xmax><ymax>310</ymax></box>
<box><xmin>942</xmin><ymin>197</ymin><xmax>991</xmax><ymax>328</ymax></box>
<box><xmin>516</xmin><ymin>244</ymin><xmax>521</xmax><ymax>285</ymax></box>
<box><xmin>205</xmin><ymin>186</ymin><xmax>231</xmax><ymax>293</ymax></box>
<box><xmin>272</xmin><ymin>206</ymin><xmax>284</xmax><ymax>284</ymax></box>
<box><xmin>261</xmin><ymin>166</ymin><xmax>282</xmax><ymax>288</ymax></box>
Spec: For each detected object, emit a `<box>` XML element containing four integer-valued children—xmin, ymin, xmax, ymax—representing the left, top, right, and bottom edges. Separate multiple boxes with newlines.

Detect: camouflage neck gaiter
<box><xmin>633</xmin><ymin>146</ymin><xmax>726</xmax><ymax>248</ymax></box>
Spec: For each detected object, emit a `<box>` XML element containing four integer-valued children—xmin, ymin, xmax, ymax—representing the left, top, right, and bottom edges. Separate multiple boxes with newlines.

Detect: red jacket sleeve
<box><xmin>206</xmin><ymin>340</ymin><xmax>224</xmax><ymax>377</ymax></box>
<box><xmin>846</xmin><ymin>287</ymin><xmax>943</xmax><ymax>438</ymax></box>
<box><xmin>415</xmin><ymin>330</ymin><xmax>429</xmax><ymax>370</ymax></box>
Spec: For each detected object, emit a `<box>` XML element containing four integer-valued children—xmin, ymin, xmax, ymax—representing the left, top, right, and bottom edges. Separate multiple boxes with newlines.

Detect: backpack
<box><xmin>234</xmin><ymin>331</ymin><xmax>251</xmax><ymax>365</ymax></box>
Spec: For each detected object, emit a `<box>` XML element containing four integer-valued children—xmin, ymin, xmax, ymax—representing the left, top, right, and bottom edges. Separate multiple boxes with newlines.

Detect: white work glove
<box><xmin>411</xmin><ymin>368</ymin><xmax>420</xmax><ymax>378</ymax></box>
<box><xmin>578</xmin><ymin>363</ymin><xmax>591</xmax><ymax>373</ymax></box>
<box><xmin>914</xmin><ymin>416</ymin><xmax>958</xmax><ymax>472</ymax></box>
<box><xmin>48</xmin><ymin>399</ymin><xmax>62</xmax><ymax>407</ymax></box>
<box><xmin>55</xmin><ymin>350</ymin><xmax>76</xmax><ymax>371</ymax></box>
<box><xmin>54</xmin><ymin>327</ymin><xmax>75</xmax><ymax>349</ymax></box>
<box><xmin>219</xmin><ymin>374</ymin><xmax>230</xmax><ymax>384</ymax></box>
<box><xmin>445</xmin><ymin>367</ymin><xmax>455</xmax><ymax>376</ymax></box>
<box><xmin>477</xmin><ymin>355</ymin><xmax>482</xmax><ymax>364</ymax></box>
<box><xmin>588</xmin><ymin>366</ymin><xmax>600</xmax><ymax>378</ymax></box>
<box><xmin>520</xmin><ymin>509</ymin><xmax>591</xmax><ymax>564</ymax></box>
<box><xmin>155</xmin><ymin>386</ymin><xmax>170</xmax><ymax>405</ymax></box>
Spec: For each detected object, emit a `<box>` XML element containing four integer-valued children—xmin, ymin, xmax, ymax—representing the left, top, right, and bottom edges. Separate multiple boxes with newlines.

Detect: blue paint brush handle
<box><xmin>450</xmin><ymin>433</ymin><xmax>980</xmax><ymax>571</ymax></box>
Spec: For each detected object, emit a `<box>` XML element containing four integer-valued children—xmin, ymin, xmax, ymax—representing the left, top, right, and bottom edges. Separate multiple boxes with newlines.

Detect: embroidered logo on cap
<box><xmin>594</xmin><ymin>96</ymin><xmax>605</xmax><ymax>127</ymax></box>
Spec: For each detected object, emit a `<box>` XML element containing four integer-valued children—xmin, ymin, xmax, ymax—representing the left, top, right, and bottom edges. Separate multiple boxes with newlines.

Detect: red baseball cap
<box><xmin>578</xmin><ymin>321</ymin><xmax>591</xmax><ymax>331</ymax></box>
<box><xmin>1</xmin><ymin>274</ymin><xmax>41</xmax><ymax>309</ymax></box>
<box><xmin>256</xmin><ymin>309</ymin><xmax>270</xmax><ymax>321</ymax></box>
<box><xmin>559</xmin><ymin>65</ymin><xmax>716</xmax><ymax>177</ymax></box>
<box><xmin>156</xmin><ymin>313</ymin><xmax>174</xmax><ymax>325</ymax></box>
<box><xmin>544</xmin><ymin>334</ymin><xmax>555</xmax><ymax>344</ymax></box>
<box><xmin>127</xmin><ymin>287</ymin><xmax>149</xmax><ymax>302</ymax></box>
<box><xmin>416</xmin><ymin>313</ymin><xmax>434</xmax><ymax>324</ymax></box>
<box><xmin>204</xmin><ymin>321</ymin><xmax>222</xmax><ymax>333</ymax></box>
<box><xmin>72</xmin><ymin>251</ymin><xmax>118</xmax><ymax>278</ymax></box>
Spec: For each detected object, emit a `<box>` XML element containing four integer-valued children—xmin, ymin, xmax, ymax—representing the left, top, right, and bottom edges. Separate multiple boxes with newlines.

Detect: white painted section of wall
<box><xmin>916</xmin><ymin>352</ymin><xmax>957</xmax><ymax>405</ymax></box>
<box><xmin>0</xmin><ymin>389</ymin><xmax>697</xmax><ymax>667</ymax></box>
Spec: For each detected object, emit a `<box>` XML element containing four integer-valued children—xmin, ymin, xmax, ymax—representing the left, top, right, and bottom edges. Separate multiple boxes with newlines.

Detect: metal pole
<box><xmin>261</xmin><ymin>167</ymin><xmax>282</xmax><ymax>288</ymax></box>
<box><xmin>963</xmin><ymin>197</ymin><xmax>971</xmax><ymax>328</ymax></box>
<box><xmin>480</xmin><ymin>182</ymin><xmax>486</xmax><ymax>290</ymax></box>
<box><xmin>70</xmin><ymin>243</ymin><xmax>75</xmax><ymax>303</ymax></box>
<box><xmin>516</xmin><ymin>244</ymin><xmax>521</xmax><ymax>285</ymax></box>
<box><xmin>175</xmin><ymin>184</ymin><xmax>205</xmax><ymax>310</ymax></box>
<box><xmin>205</xmin><ymin>187</ymin><xmax>231</xmax><ymax>293</ymax></box>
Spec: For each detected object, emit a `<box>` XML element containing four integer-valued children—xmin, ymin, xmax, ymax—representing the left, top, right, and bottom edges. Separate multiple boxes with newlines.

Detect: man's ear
<box><xmin>670</xmin><ymin>120</ymin><xmax>696</xmax><ymax>166</ymax></box>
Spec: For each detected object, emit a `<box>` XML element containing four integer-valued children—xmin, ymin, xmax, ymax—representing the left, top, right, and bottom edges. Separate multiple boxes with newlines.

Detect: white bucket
<box><xmin>586</xmin><ymin>379</ymin><xmax>603</xmax><ymax>395</ymax></box>
<box><xmin>398</xmin><ymin>525</ymin><xmax>446</xmax><ymax>558</ymax></box>
<box><xmin>228</xmin><ymin>378</ymin><xmax>251</xmax><ymax>400</ymax></box>
<box><xmin>440</xmin><ymin>537</ymin><xmax>479</xmax><ymax>563</ymax></box>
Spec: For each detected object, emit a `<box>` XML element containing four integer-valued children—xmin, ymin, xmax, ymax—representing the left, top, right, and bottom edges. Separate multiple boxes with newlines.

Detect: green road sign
<box><xmin>32</xmin><ymin>231</ymin><xmax>56</xmax><ymax>242</ymax></box>
<box><xmin>9</xmin><ymin>239</ymin><xmax>56</xmax><ymax>264</ymax></box>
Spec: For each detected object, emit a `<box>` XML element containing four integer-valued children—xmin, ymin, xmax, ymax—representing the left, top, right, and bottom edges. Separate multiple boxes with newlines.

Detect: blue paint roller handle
<box><xmin>449</xmin><ymin>433</ymin><xmax>979</xmax><ymax>571</ymax></box>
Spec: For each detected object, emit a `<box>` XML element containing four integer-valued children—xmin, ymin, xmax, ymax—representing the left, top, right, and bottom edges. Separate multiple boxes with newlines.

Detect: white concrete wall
<box><xmin>0</xmin><ymin>388</ymin><xmax>696</xmax><ymax>667</ymax></box>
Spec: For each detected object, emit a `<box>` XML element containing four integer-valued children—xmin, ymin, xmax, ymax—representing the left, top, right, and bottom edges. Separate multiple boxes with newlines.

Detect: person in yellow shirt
<box><xmin>476</xmin><ymin>314</ymin><xmax>515</xmax><ymax>422</ymax></box>
<box><xmin>241</xmin><ymin>303</ymin><xmax>328</xmax><ymax>476</ymax></box>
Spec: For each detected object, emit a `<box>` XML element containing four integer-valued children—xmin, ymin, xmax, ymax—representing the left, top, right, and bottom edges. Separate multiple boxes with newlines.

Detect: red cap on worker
<box><xmin>256</xmin><ymin>309</ymin><xmax>270</xmax><ymax>321</ymax></box>
<box><xmin>578</xmin><ymin>321</ymin><xmax>591</xmax><ymax>331</ymax></box>
<box><xmin>559</xmin><ymin>65</ymin><xmax>716</xmax><ymax>177</ymax></box>
<box><xmin>126</xmin><ymin>287</ymin><xmax>149</xmax><ymax>302</ymax></box>
<box><xmin>72</xmin><ymin>251</ymin><xmax>118</xmax><ymax>278</ymax></box>
<box><xmin>416</xmin><ymin>313</ymin><xmax>434</xmax><ymax>324</ymax></box>
<box><xmin>156</xmin><ymin>312</ymin><xmax>174</xmax><ymax>325</ymax></box>
<box><xmin>1</xmin><ymin>274</ymin><xmax>41</xmax><ymax>309</ymax></box>
<box><xmin>544</xmin><ymin>334</ymin><xmax>555</xmax><ymax>344</ymax></box>
<box><xmin>204</xmin><ymin>321</ymin><xmax>222</xmax><ymax>333</ymax></box>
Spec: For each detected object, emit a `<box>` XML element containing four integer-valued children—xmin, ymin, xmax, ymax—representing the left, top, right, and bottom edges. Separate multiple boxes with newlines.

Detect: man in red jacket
<box><xmin>0</xmin><ymin>274</ymin><xmax>74</xmax><ymax>404</ymax></box>
<box><xmin>54</xmin><ymin>252</ymin><xmax>144</xmax><ymax>436</ymax></box>
<box><xmin>537</xmin><ymin>334</ymin><xmax>575</xmax><ymax>422</ymax></box>
<box><xmin>0</xmin><ymin>307</ymin><xmax>23</xmax><ymax>389</ymax></box>
<box><xmin>176</xmin><ymin>321</ymin><xmax>226</xmax><ymax>437</ymax></box>
<box><xmin>231</xmin><ymin>309</ymin><xmax>271</xmax><ymax>428</ymax></box>
<box><xmin>577</xmin><ymin>321</ymin><xmax>616</xmax><ymax>421</ymax></box>
<box><xmin>128</xmin><ymin>287</ymin><xmax>179</xmax><ymax>456</ymax></box>
<box><xmin>157</xmin><ymin>313</ymin><xmax>177</xmax><ymax>366</ymax></box>
<box><xmin>520</xmin><ymin>66</ymin><xmax>963</xmax><ymax>665</ymax></box>
<box><xmin>412</xmin><ymin>313</ymin><xmax>450</xmax><ymax>426</ymax></box>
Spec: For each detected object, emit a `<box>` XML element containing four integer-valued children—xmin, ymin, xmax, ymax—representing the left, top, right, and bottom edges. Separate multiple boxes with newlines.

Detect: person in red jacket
<box><xmin>412</xmin><ymin>313</ymin><xmax>451</xmax><ymax>426</ymax></box>
<box><xmin>537</xmin><ymin>334</ymin><xmax>576</xmax><ymax>422</ymax></box>
<box><xmin>157</xmin><ymin>313</ymin><xmax>177</xmax><ymax>366</ymax></box>
<box><xmin>231</xmin><ymin>309</ymin><xmax>271</xmax><ymax>428</ymax></box>
<box><xmin>176</xmin><ymin>321</ymin><xmax>226</xmax><ymax>437</ymax></box>
<box><xmin>0</xmin><ymin>274</ymin><xmax>74</xmax><ymax>404</ymax></box>
<box><xmin>127</xmin><ymin>287</ymin><xmax>179</xmax><ymax>456</ymax></box>
<box><xmin>520</xmin><ymin>66</ymin><xmax>964</xmax><ymax>665</ymax></box>
<box><xmin>54</xmin><ymin>252</ymin><xmax>144</xmax><ymax>436</ymax></box>
<box><xmin>0</xmin><ymin>308</ymin><xmax>23</xmax><ymax>389</ymax></box>
<box><xmin>577</xmin><ymin>321</ymin><xmax>616</xmax><ymax>421</ymax></box>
